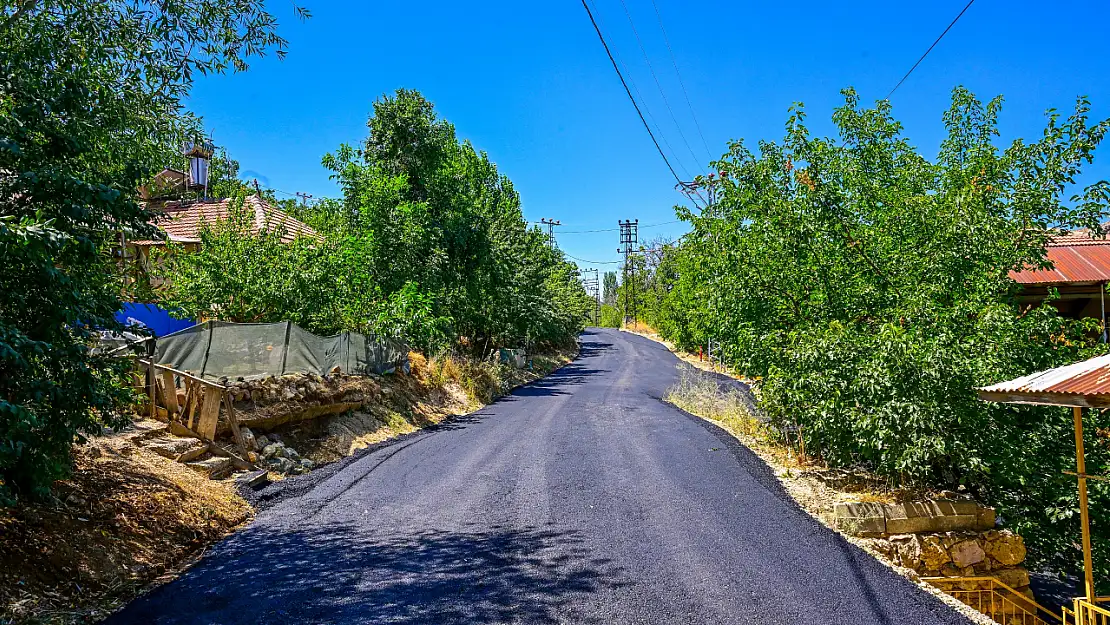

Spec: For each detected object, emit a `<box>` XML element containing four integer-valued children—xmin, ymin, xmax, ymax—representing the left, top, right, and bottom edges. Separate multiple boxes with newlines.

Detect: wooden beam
<box><xmin>977</xmin><ymin>390</ymin><xmax>1110</xmax><ymax>408</ymax></box>
<box><xmin>137</xmin><ymin>358</ymin><xmax>225</xmax><ymax>390</ymax></box>
<box><xmin>1075</xmin><ymin>406</ymin><xmax>1096</xmax><ymax>602</ymax></box>
<box><xmin>183</xmin><ymin>381</ymin><xmax>198</xmax><ymax>430</ymax></box>
<box><xmin>222</xmin><ymin>392</ymin><xmax>246</xmax><ymax>454</ymax></box>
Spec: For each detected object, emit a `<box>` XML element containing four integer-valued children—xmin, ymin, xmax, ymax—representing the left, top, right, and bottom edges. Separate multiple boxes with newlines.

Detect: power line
<box><xmin>617</xmin><ymin>0</ymin><xmax>704</xmax><ymax>174</ymax></box>
<box><xmin>648</xmin><ymin>0</ymin><xmax>714</xmax><ymax>162</ymax></box>
<box><xmin>559</xmin><ymin>219</ymin><xmax>683</xmax><ymax>234</ymax></box>
<box><xmin>579</xmin><ymin>0</ymin><xmax>696</xmax><ymax>207</ymax></box>
<box><xmin>587</xmin><ymin>0</ymin><xmax>695</xmax><ymax>182</ymax></box>
<box><xmin>886</xmin><ymin>0</ymin><xmax>976</xmax><ymax>100</ymax></box>
<box><xmin>563</xmin><ymin>253</ymin><xmax>626</xmax><ymax>265</ymax></box>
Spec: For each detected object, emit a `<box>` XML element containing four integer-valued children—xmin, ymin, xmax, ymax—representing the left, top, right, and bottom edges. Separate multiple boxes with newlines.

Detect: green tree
<box><xmin>155</xmin><ymin>194</ymin><xmax>372</xmax><ymax>335</ymax></box>
<box><xmin>320</xmin><ymin>89</ymin><xmax>592</xmax><ymax>352</ymax></box>
<box><xmin>651</xmin><ymin>87</ymin><xmax>1110</xmax><ymax>583</ymax></box>
<box><xmin>0</xmin><ymin>0</ymin><xmax>297</xmax><ymax>501</ymax></box>
<box><xmin>603</xmin><ymin>271</ymin><xmax>619</xmax><ymax>306</ymax></box>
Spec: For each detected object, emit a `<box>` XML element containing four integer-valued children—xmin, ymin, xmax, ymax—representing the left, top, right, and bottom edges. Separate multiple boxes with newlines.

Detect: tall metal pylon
<box><xmin>617</xmin><ymin>219</ymin><xmax>638</xmax><ymax>326</ymax></box>
<box><xmin>540</xmin><ymin>218</ymin><xmax>562</xmax><ymax>247</ymax></box>
<box><xmin>581</xmin><ymin>268</ymin><xmax>600</xmax><ymax>326</ymax></box>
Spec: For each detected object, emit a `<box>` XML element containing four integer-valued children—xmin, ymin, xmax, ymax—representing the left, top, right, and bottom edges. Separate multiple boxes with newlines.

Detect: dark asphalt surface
<box><xmin>107</xmin><ymin>329</ymin><xmax>970</xmax><ymax>625</ymax></box>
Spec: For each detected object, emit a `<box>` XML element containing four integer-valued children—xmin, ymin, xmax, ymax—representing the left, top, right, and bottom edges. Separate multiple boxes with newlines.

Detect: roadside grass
<box><xmin>664</xmin><ymin>365</ymin><xmax>769</xmax><ymax>441</ymax></box>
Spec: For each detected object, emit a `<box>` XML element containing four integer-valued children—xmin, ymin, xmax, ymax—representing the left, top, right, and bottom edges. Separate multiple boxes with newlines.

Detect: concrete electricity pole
<box><xmin>617</xmin><ymin>219</ymin><xmax>638</xmax><ymax>327</ymax></box>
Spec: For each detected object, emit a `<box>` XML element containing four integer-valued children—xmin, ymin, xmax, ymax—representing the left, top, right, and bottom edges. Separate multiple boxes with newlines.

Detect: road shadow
<box><xmin>106</xmin><ymin>522</ymin><xmax>628</xmax><ymax>625</ymax></box>
<box><xmin>576</xmin><ymin>331</ymin><xmax>612</xmax><ymax>360</ymax></box>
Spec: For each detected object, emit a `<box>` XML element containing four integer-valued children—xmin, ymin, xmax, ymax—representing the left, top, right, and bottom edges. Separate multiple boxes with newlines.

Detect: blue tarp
<box><xmin>115</xmin><ymin>302</ymin><xmax>194</xmax><ymax>337</ymax></box>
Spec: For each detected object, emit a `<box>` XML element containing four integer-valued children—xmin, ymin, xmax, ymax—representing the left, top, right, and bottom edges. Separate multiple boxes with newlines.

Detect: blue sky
<box><xmin>188</xmin><ymin>0</ymin><xmax>1110</xmax><ymax>268</ymax></box>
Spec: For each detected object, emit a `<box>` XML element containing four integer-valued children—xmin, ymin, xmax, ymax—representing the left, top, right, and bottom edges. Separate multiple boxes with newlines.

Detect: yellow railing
<box><xmin>1064</xmin><ymin>597</ymin><xmax>1110</xmax><ymax>625</ymax></box>
<box><xmin>924</xmin><ymin>576</ymin><xmax>1061</xmax><ymax>625</ymax></box>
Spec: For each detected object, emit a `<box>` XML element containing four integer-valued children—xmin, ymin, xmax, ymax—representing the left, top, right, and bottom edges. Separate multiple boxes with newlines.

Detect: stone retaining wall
<box><xmin>212</xmin><ymin>372</ymin><xmax>383</xmax><ymax>432</ymax></box>
<box><xmin>836</xmin><ymin>500</ymin><xmax>1033</xmax><ymax>600</ymax></box>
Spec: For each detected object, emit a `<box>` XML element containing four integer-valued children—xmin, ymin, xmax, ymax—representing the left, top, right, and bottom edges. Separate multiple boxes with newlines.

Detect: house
<box><xmin>1010</xmin><ymin>228</ymin><xmax>1110</xmax><ymax>325</ymax></box>
<box><xmin>122</xmin><ymin>194</ymin><xmax>321</xmax><ymax>284</ymax></box>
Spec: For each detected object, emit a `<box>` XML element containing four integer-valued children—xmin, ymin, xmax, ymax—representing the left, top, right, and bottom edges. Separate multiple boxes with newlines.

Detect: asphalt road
<box><xmin>107</xmin><ymin>328</ymin><xmax>970</xmax><ymax>625</ymax></box>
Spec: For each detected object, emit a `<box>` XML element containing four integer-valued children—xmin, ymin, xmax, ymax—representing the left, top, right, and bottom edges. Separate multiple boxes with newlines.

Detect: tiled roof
<box><xmin>132</xmin><ymin>196</ymin><xmax>322</xmax><ymax>245</ymax></box>
<box><xmin>1046</xmin><ymin>228</ymin><xmax>1110</xmax><ymax>247</ymax></box>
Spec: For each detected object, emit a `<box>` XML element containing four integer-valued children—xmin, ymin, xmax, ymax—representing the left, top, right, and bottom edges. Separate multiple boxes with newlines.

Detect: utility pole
<box><xmin>295</xmin><ymin>192</ymin><xmax>314</xmax><ymax>207</ymax></box>
<box><xmin>539</xmin><ymin>218</ymin><xmax>562</xmax><ymax>247</ymax></box>
<box><xmin>581</xmin><ymin>268</ymin><xmax>600</xmax><ymax>326</ymax></box>
<box><xmin>617</xmin><ymin>219</ymin><xmax>638</xmax><ymax>327</ymax></box>
<box><xmin>253</xmin><ymin>178</ymin><xmax>262</xmax><ymax>197</ymax></box>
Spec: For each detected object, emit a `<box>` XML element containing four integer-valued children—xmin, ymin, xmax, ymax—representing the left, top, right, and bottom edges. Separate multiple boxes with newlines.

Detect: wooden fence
<box><xmin>132</xmin><ymin>356</ymin><xmax>249</xmax><ymax>455</ymax></box>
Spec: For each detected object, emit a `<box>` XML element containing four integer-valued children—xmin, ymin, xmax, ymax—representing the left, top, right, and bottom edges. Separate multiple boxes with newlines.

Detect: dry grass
<box><xmin>665</xmin><ymin>365</ymin><xmax>768</xmax><ymax>441</ymax></box>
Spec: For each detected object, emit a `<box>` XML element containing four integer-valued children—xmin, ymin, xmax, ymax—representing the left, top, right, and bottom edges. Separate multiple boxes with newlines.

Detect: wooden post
<box><xmin>1074</xmin><ymin>406</ymin><xmax>1096</xmax><ymax>602</ymax></box>
<box><xmin>196</xmin><ymin>385</ymin><xmax>222</xmax><ymax>441</ymax></box>
<box><xmin>148</xmin><ymin>358</ymin><xmax>156</xmax><ymax>421</ymax></box>
<box><xmin>185</xmin><ymin>381</ymin><xmax>201</xmax><ymax>430</ymax></box>
<box><xmin>222</xmin><ymin>392</ymin><xmax>246</xmax><ymax>453</ymax></box>
<box><xmin>161</xmin><ymin>370</ymin><xmax>179</xmax><ymax>416</ymax></box>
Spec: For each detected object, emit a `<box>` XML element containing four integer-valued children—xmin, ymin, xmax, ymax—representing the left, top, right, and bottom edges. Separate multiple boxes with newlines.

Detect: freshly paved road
<box><xmin>108</xmin><ymin>329</ymin><xmax>970</xmax><ymax>624</ymax></box>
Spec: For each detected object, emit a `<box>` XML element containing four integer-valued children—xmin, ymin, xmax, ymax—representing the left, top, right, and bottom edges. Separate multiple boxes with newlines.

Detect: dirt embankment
<box><xmin>1</xmin><ymin>348</ymin><xmax>575</xmax><ymax>625</ymax></box>
<box><xmin>0</xmin><ymin>430</ymin><xmax>250</xmax><ymax>624</ymax></box>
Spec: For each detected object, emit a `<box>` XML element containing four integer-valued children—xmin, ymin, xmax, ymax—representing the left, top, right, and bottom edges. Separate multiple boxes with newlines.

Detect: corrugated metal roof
<box><xmin>979</xmin><ymin>354</ymin><xmax>1110</xmax><ymax>398</ymax></box>
<box><xmin>132</xmin><ymin>196</ymin><xmax>321</xmax><ymax>246</ymax></box>
<box><xmin>1009</xmin><ymin>245</ymin><xmax>1110</xmax><ymax>285</ymax></box>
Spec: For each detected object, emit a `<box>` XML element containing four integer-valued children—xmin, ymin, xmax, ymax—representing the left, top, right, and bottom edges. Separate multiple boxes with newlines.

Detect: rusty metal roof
<box><xmin>1010</xmin><ymin>243</ymin><xmax>1110</xmax><ymax>285</ymax></box>
<box><xmin>978</xmin><ymin>354</ymin><xmax>1110</xmax><ymax>407</ymax></box>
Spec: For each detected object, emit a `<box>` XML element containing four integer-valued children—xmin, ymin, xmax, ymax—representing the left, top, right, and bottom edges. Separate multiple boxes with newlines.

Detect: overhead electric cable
<box><xmin>886</xmin><ymin>0</ymin><xmax>976</xmax><ymax>99</ymax></box>
<box><xmin>559</xmin><ymin>219</ymin><xmax>683</xmax><ymax>234</ymax></box>
<box><xmin>648</xmin><ymin>0</ymin><xmax>714</xmax><ymax>162</ymax></box>
<box><xmin>587</xmin><ymin>0</ymin><xmax>695</xmax><ymax>182</ymax></box>
<box><xmin>563</xmin><ymin>251</ymin><xmax>622</xmax><ymax>265</ymax></box>
<box><xmin>579</xmin><ymin>0</ymin><xmax>699</xmax><ymax>207</ymax></box>
<box><xmin>617</xmin><ymin>0</ymin><xmax>704</xmax><ymax>173</ymax></box>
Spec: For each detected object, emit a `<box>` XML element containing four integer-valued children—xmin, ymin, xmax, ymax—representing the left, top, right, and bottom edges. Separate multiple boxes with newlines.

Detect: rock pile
<box><xmin>217</xmin><ymin>372</ymin><xmax>384</xmax><ymax>432</ymax></box>
<box><xmin>867</xmin><ymin>530</ymin><xmax>1030</xmax><ymax>590</ymax></box>
<box><xmin>221</xmin><ymin>372</ymin><xmax>380</xmax><ymax>408</ymax></box>
<box><xmin>239</xmin><ymin>428</ymin><xmax>315</xmax><ymax>476</ymax></box>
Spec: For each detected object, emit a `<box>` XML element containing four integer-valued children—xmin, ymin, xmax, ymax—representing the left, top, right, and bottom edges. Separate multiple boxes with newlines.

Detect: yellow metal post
<box><xmin>1074</xmin><ymin>406</ymin><xmax>1096</xmax><ymax>602</ymax></box>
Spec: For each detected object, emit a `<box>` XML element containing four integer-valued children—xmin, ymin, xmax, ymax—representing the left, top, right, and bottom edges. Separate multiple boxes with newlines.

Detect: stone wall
<box><xmin>836</xmin><ymin>500</ymin><xmax>1033</xmax><ymax>600</ymax></box>
<box><xmin>216</xmin><ymin>372</ymin><xmax>383</xmax><ymax>432</ymax></box>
